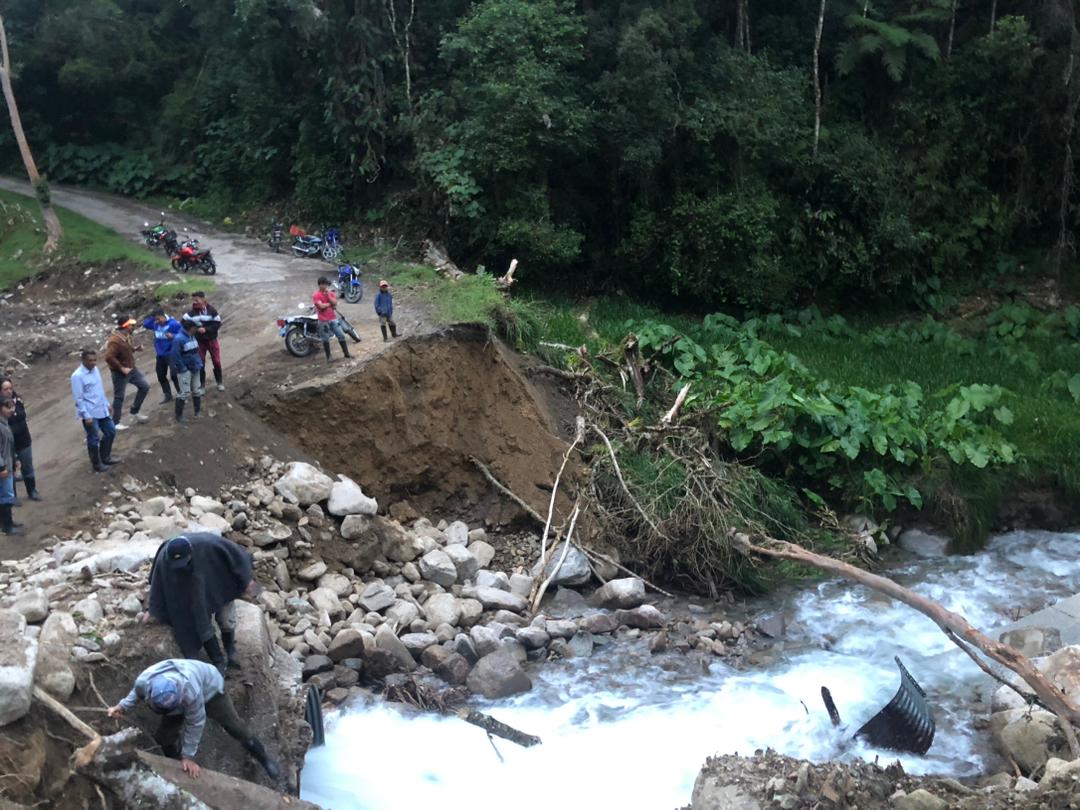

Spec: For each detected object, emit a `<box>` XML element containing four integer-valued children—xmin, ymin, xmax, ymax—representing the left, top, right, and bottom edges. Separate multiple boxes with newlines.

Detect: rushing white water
<box><xmin>301</xmin><ymin>529</ymin><xmax>1080</xmax><ymax>809</ymax></box>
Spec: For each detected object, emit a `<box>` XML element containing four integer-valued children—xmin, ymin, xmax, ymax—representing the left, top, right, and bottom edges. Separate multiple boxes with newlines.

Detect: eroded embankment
<box><xmin>256</xmin><ymin>326</ymin><xmax>581</xmax><ymax>525</ymax></box>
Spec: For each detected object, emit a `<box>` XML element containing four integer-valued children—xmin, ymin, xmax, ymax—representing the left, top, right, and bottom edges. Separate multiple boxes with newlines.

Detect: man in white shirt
<box><xmin>70</xmin><ymin>349</ymin><xmax>120</xmax><ymax>473</ymax></box>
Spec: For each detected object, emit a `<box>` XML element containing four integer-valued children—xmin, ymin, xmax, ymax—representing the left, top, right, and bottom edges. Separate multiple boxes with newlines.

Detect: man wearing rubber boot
<box><xmin>186</xmin><ymin>291</ymin><xmax>225</xmax><ymax>392</ymax></box>
<box><xmin>143</xmin><ymin>308</ymin><xmax>182</xmax><ymax>404</ymax></box>
<box><xmin>108</xmin><ymin>658</ymin><xmax>281</xmax><ymax>780</ymax></box>
<box><xmin>0</xmin><ymin>397</ymin><xmax>23</xmax><ymax>535</ymax></box>
<box><xmin>70</xmin><ymin>349</ymin><xmax>120</xmax><ymax>473</ymax></box>
<box><xmin>374</xmin><ymin>279</ymin><xmax>400</xmax><ymax>342</ymax></box>
<box><xmin>169</xmin><ymin>317</ymin><xmax>204</xmax><ymax>424</ymax></box>
<box><xmin>145</xmin><ymin>534</ymin><xmax>256</xmax><ymax>673</ymax></box>
<box><xmin>313</xmin><ymin>276</ymin><xmax>351</xmax><ymax>363</ymax></box>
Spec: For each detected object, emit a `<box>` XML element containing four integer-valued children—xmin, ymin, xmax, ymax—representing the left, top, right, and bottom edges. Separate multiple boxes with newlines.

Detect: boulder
<box><xmin>991</xmin><ymin>708</ymin><xmax>1069</xmax><ymax>774</ymax></box>
<box><xmin>296</xmin><ymin>560</ymin><xmax>328</xmax><ymax>581</ymax></box>
<box><xmin>475</xmin><ymin>570</ymin><xmax>510</xmax><ymax>591</ymax></box>
<box><xmin>193</xmin><ymin>513</ymin><xmax>231</xmax><ymax>533</ymax></box>
<box><xmin>328</xmin><ymin>629</ymin><xmax>368</xmax><ymax>662</ymax></box>
<box><xmin>317</xmin><ymin>572</ymin><xmax>353</xmax><ymax>598</ymax></box>
<box><xmin>307</xmin><ymin>588</ymin><xmax>344</xmax><ymax>618</ymax></box>
<box><xmin>1041</xmin><ymin>757</ymin><xmax>1080</xmax><ymax>785</ymax></box>
<box><xmin>35</xmin><ymin>611</ymin><xmax>77</xmax><ymax>700</ymax></box>
<box><xmin>509</xmin><ymin>574</ymin><xmax>534</xmax><ymax>599</ymax></box>
<box><xmin>445</xmin><ymin>521</ymin><xmax>469</xmax><ymax>546</ymax></box>
<box><xmin>384</xmin><ymin>530</ymin><xmax>427</xmax><ymax>564</ymax></box>
<box><xmin>545</xmin><ymin>620</ymin><xmax>578</xmax><ymax>640</ymax></box>
<box><xmin>897</xmin><ymin>528</ymin><xmax>950</xmax><ymax>558</ymax></box>
<box><xmin>468</xmin><ymin>540</ymin><xmax>496</xmax><ymax>569</ymax></box>
<box><xmin>190</xmin><ymin>495</ymin><xmax>226</xmax><ymax>515</ymax></box>
<box><xmin>375</xmin><ymin>625</ymin><xmax>416</xmax><ymax>671</ymax></box>
<box><xmin>458</xmin><ymin>599</ymin><xmax>483</xmax><ymax>628</ymax></box>
<box><xmin>10</xmin><ymin>589</ymin><xmax>49</xmax><ymax>623</ymax></box>
<box><xmin>463</xmin><ymin>586</ymin><xmax>528</xmax><ymax>614</ymax></box>
<box><xmin>359</xmin><ymin>583</ymin><xmax>396</xmax><ymax>613</ymax></box>
<box><xmin>418</xmin><ymin>550</ymin><xmax>458</xmax><ymax>588</ymax></box>
<box><xmin>327</xmin><ymin>477</ymin><xmax>378</xmax><ymax>517</ymax></box>
<box><xmin>138</xmin><ymin>496</ymin><xmax>172</xmax><ymax>517</ymax></box>
<box><xmin>516</xmin><ymin>626</ymin><xmax>550</xmax><ymax>650</ymax></box>
<box><xmin>339</xmin><ymin>515</ymin><xmax>372</xmax><ymax>542</ymax></box>
<box><xmin>443</xmin><ymin>545</ymin><xmax>479</xmax><ymax>583</ymax></box>
<box><xmin>466</xmin><ymin>650</ymin><xmax>532</xmax><ymax>699</ymax></box>
<box><xmin>589</xmin><ymin>578</ymin><xmax>647</xmax><ymax>610</ymax></box>
<box><xmin>469</xmin><ymin>625</ymin><xmax>502</xmax><ymax>658</ymax></box>
<box><xmin>385</xmin><ymin>600</ymin><xmax>420</xmax><ymax>629</ymax></box>
<box><xmin>400</xmin><ymin>632</ymin><xmax>438</xmax><ymax>659</ymax></box>
<box><xmin>71</xmin><ymin>596</ymin><xmax>104</xmax><ymax>626</ymax></box>
<box><xmin>542</xmin><ymin>587</ymin><xmax>591</xmax><ymax>619</ymax></box>
<box><xmin>421</xmin><ymin>646</ymin><xmax>471</xmax><ymax>686</ymax></box>
<box><xmin>274</xmin><ymin>462</ymin><xmax>335</xmax><ymax>506</ymax></box>
<box><xmin>568</xmin><ymin>632</ymin><xmax>594</xmax><ymax>658</ymax></box>
<box><xmin>423</xmin><ymin>594</ymin><xmax>462</xmax><ymax>628</ymax></box>
<box><xmin>531</xmin><ymin>542</ymin><xmax>592</xmax><ymax>586</ymax></box>
<box><xmin>615</xmin><ymin>605</ymin><xmax>665</xmax><ymax>629</ymax></box>
<box><xmin>302</xmin><ymin>655</ymin><xmax>334</xmax><ymax>680</ymax></box>
<box><xmin>580</xmin><ymin>613</ymin><xmax>619</xmax><ymax>635</ymax></box>
<box><xmin>0</xmin><ymin>610</ymin><xmax>37</xmax><ymax>726</ymax></box>
<box><xmin>454</xmin><ymin>633</ymin><xmax>479</xmax><ymax>664</ymax></box>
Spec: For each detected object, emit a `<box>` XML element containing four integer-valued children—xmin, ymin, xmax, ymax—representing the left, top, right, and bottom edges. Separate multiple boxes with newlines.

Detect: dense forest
<box><xmin>2</xmin><ymin>0</ymin><xmax>1078</xmax><ymax>310</ymax></box>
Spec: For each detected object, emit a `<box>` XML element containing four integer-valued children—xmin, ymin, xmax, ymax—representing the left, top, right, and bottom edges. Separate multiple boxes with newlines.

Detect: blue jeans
<box><xmin>0</xmin><ymin>473</ymin><xmax>13</xmax><ymax>506</ymax></box>
<box><xmin>82</xmin><ymin>417</ymin><xmax>117</xmax><ymax>460</ymax></box>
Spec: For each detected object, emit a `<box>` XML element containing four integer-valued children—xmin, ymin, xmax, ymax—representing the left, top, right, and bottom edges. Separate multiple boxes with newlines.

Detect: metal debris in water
<box><xmin>853</xmin><ymin>656</ymin><xmax>935</xmax><ymax>755</ymax></box>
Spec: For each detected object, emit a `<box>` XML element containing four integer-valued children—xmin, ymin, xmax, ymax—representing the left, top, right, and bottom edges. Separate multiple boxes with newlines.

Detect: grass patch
<box><xmin>155</xmin><ymin>279</ymin><xmax>217</xmax><ymax>301</ymax></box>
<box><xmin>0</xmin><ymin>188</ymin><xmax>167</xmax><ymax>289</ymax></box>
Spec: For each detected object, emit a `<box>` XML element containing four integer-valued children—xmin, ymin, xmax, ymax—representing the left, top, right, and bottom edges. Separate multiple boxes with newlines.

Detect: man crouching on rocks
<box><xmin>107</xmin><ymin>658</ymin><xmax>280</xmax><ymax>780</ymax></box>
<box><xmin>144</xmin><ymin>534</ymin><xmax>258</xmax><ymax>674</ymax></box>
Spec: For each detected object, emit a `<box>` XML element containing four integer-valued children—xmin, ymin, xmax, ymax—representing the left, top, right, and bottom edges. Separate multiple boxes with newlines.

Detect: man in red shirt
<box><xmin>313</xmin><ymin>277</ymin><xmax>351</xmax><ymax>363</ymax></box>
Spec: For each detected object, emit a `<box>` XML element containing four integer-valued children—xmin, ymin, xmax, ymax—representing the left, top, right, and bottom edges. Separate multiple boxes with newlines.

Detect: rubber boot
<box><xmin>87</xmin><ymin>445</ymin><xmax>108</xmax><ymax>473</ymax></box>
<box><xmin>220</xmin><ymin>630</ymin><xmax>241</xmax><ymax>670</ymax></box>
<box><xmin>338</xmin><ymin>339</ymin><xmax>351</xmax><ymax>359</ymax></box>
<box><xmin>193</xmin><ymin>396</ymin><xmax>202</xmax><ymax>417</ymax></box>
<box><xmin>390</xmin><ymin>323</ymin><xmax>400</xmax><ymax>338</ymax></box>
<box><xmin>380</xmin><ymin>324</ymin><xmax>388</xmax><ymax>342</ymax></box>
<box><xmin>203</xmin><ymin>637</ymin><xmax>228</xmax><ymax>675</ymax></box>
<box><xmin>243</xmin><ymin>737</ymin><xmax>281</xmax><ymax>780</ymax></box>
<box><xmin>100</xmin><ymin>433</ymin><xmax>121</xmax><ymax>466</ymax></box>
<box><xmin>213</xmin><ymin>367</ymin><xmax>224</xmax><ymax>392</ymax></box>
<box><xmin>159</xmin><ymin>391</ymin><xmax>173</xmax><ymax>405</ymax></box>
<box><xmin>0</xmin><ymin>505</ymin><xmax>23</xmax><ymax>536</ymax></box>
<box><xmin>323</xmin><ymin>341</ymin><xmax>332</xmax><ymax>363</ymax></box>
<box><xmin>174</xmin><ymin>398</ymin><xmax>185</xmax><ymax>424</ymax></box>
<box><xmin>24</xmin><ymin>478</ymin><xmax>41</xmax><ymax>501</ymax></box>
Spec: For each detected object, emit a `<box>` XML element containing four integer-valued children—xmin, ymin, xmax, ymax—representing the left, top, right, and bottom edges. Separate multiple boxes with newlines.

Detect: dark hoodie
<box><xmin>147</xmin><ymin>533</ymin><xmax>253</xmax><ymax>656</ymax></box>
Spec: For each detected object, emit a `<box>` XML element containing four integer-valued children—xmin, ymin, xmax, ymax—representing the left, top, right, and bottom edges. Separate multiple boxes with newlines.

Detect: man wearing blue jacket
<box><xmin>143</xmin><ymin>308</ymin><xmax>183</xmax><ymax>404</ymax></box>
<box><xmin>107</xmin><ymin>658</ymin><xmax>280</xmax><ymax>780</ymax></box>
<box><xmin>169</xmin><ymin>318</ymin><xmax>204</xmax><ymax>424</ymax></box>
<box><xmin>374</xmin><ymin>279</ymin><xmax>400</xmax><ymax>342</ymax></box>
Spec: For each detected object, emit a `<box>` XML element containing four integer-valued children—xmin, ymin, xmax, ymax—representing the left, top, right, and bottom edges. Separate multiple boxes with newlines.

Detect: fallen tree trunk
<box><xmin>733</xmin><ymin>530</ymin><xmax>1080</xmax><ymax>757</ymax></box>
<box><xmin>456</xmin><ymin>708</ymin><xmax>541</xmax><ymax>747</ymax></box>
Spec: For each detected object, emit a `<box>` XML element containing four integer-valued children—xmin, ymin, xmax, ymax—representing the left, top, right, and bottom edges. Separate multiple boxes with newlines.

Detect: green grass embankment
<box><xmin>0</xmin><ymin>187</ymin><xmax>167</xmax><ymax>289</ymax></box>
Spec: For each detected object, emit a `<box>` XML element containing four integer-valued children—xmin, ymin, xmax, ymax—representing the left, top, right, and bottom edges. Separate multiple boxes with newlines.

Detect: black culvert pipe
<box><xmin>306</xmin><ymin>686</ymin><xmax>325</xmax><ymax>748</ymax></box>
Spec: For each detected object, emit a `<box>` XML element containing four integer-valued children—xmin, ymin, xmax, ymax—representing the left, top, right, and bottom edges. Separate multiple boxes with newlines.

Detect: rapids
<box><xmin>301</xmin><ymin>529</ymin><xmax>1080</xmax><ymax>809</ymax></box>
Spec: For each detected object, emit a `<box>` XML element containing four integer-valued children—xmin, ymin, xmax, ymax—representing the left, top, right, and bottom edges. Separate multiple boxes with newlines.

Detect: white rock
<box><xmin>120</xmin><ymin>595</ymin><xmax>143</xmax><ymax>616</ymax></box>
<box><xmin>72</xmin><ymin>597</ymin><xmax>104</xmax><ymax>625</ymax></box>
<box><xmin>189</xmin><ymin>495</ymin><xmax>226</xmax><ymax>515</ymax></box>
<box><xmin>468</xmin><ymin>540</ymin><xmax>496</xmax><ymax>569</ymax></box>
<box><xmin>274</xmin><ymin>462</ymin><xmax>335</xmax><ymax>505</ymax></box>
<box><xmin>509</xmin><ymin>574</ymin><xmax>534</xmax><ymax>599</ymax></box>
<box><xmin>327</xmin><ymin>477</ymin><xmax>378</xmax><ymax>517</ymax></box>
<box><xmin>35</xmin><ymin>611</ymin><xmax>77</xmax><ymax>700</ymax></box>
<box><xmin>10</xmin><ymin>588</ymin><xmax>48</xmax><ymax>623</ymax></box>
<box><xmin>445</xmin><ymin>521</ymin><xmax>469</xmax><ymax>546</ymax></box>
<box><xmin>442</xmin><ymin>545</ymin><xmax>479</xmax><ymax>583</ymax></box>
<box><xmin>297</xmin><ymin>560</ymin><xmax>328</xmax><ymax>581</ymax></box>
<box><xmin>138</xmin><ymin>496</ymin><xmax>172</xmax><ymax>517</ymax></box>
<box><xmin>0</xmin><ymin>610</ymin><xmax>36</xmax><ymax>726</ymax></box>
<box><xmin>308</xmin><ymin>587</ymin><xmax>344</xmax><ymax>617</ymax></box>
<box><xmin>191</xmin><ymin>513</ymin><xmax>230</xmax><ymax>533</ymax></box>
<box><xmin>463</xmin><ymin>586</ymin><xmax>528</xmax><ymax>614</ymax></box>
<box><xmin>317</xmin><ymin>572</ymin><xmax>353</xmax><ymax>598</ymax></box>
<box><xmin>423</xmin><ymin>594</ymin><xmax>462</xmax><ymax>628</ymax></box>
<box><xmin>359</xmin><ymin>583</ymin><xmax>396</xmax><ymax>613</ymax></box>
<box><xmin>418</xmin><ymin>550</ymin><xmax>458</xmax><ymax>588</ymax></box>
<box><xmin>475</xmin><ymin>570</ymin><xmax>509</xmax><ymax>591</ymax></box>
<box><xmin>340</xmin><ymin>514</ymin><xmax>372</xmax><ymax>541</ymax></box>
<box><xmin>590</xmin><ymin>578</ymin><xmax>647</xmax><ymax>610</ymax></box>
<box><xmin>385</xmin><ymin>600</ymin><xmax>420</xmax><ymax>629</ymax></box>
<box><xmin>531</xmin><ymin>542</ymin><xmax>592</xmax><ymax>586</ymax></box>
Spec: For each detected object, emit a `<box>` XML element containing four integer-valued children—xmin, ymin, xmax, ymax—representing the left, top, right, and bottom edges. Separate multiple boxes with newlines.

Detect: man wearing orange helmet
<box><xmin>374</xmin><ymin>279</ymin><xmax>400</xmax><ymax>342</ymax></box>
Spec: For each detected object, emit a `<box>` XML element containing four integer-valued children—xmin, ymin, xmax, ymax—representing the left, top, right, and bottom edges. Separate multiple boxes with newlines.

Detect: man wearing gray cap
<box><xmin>107</xmin><ymin>658</ymin><xmax>280</xmax><ymax>780</ymax></box>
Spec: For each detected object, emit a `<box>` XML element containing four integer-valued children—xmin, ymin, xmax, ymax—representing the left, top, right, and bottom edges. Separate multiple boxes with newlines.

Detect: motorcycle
<box><xmin>321</xmin><ymin>227</ymin><xmax>343</xmax><ymax>261</ymax></box>
<box><xmin>139</xmin><ymin>212</ymin><xmax>170</xmax><ymax>249</ymax></box>
<box><xmin>290</xmin><ymin>224</ymin><xmax>324</xmax><ymax>259</ymax></box>
<box><xmin>161</xmin><ymin>228</ymin><xmax>179</xmax><ymax>256</ymax></box>
<box><xmin>334</xmin><ymin>262</ymin><xmax>363</xmax><ymax>304</ymax></box>
<box><xmin>267</xmin><ymin>221</ymin><xmax>284</xmax><ymax>253</ymax></box>
<box><xmin>277</xmin><ymin>305</ymin><xmax>361</xmax><ymax>358</ymax></box>
<box><xmin>171</xmin><ymin>233</ymin><xmax>217</xmax><ymax>275</ymax></box>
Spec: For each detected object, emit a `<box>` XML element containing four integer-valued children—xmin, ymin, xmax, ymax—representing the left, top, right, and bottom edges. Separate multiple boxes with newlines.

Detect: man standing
<box><xmin>0</xmin><ymin>397</ymin><xmax>22</xmax><ymax>535</ymax></box>
<box><xmin>107</xmin><ymin>658</ymin><xmax>280</xmax><ymax>780</ymax></box>
<box><xmin>70</xmin><ymin>350</ymin><xmax>119</xmax><ymax>473</ymax></box>
<box><xmin>187</xmin><ymin>292</ymin><xmax>224</xmax><ymax>392</ymax></box>
<box><xmin>169</xmin><ymin>317</ymin><xmax>204</xmax><ymax>424</ymax></box>
<box><xmin>313</xmin><ymin>276</ymin><xmax>351</xmax><ymax>363</ymax></box>
<box><xmin>103</xmin><ymin>316</ymin><xmax>151</xmax><ymax>430</ymax></box>
<box><xmin>143</xmin><ymin>308</ymin><xmax>183</xmax><ymax>404</ymax></box>
<box><xmin>374</xmin><ymin>279</ymin><xmax>400</xmax><ymax>342</ymax></box>
<box><xmin>145</xmin><ymin>534</ymin><xmax>256</xmax><ymax>673</ymax></box>
<box><xmin>0</xmin><ymin>377</ymin><xmax>41</xmax><ymax>502</ymax></box>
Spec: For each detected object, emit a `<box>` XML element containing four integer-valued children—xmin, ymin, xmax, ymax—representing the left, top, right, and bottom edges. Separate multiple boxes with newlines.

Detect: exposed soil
<box><xmin>254</xmin><ymin>325</ymin><xmax>582</xmax><ymax>527</ymax></box>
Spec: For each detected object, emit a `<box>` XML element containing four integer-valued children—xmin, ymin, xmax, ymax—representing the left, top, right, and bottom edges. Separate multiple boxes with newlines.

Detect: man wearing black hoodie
<box><xmin>186</xmin><ymin>292</ymin><xmax>225</xmax><ymax>392</ymax></box>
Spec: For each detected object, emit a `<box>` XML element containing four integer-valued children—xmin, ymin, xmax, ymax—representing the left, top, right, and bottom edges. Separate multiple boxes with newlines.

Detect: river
<box><xmin>301</xmin><ymin>529</ymin><xmax>1080</xmax><ymax>809</ymax></box>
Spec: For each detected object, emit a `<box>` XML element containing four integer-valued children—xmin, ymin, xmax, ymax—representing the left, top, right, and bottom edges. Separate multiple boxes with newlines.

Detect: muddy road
<box><xmin>0</xmin><ymin>179</ymin><xmax>428</xmax><ymax>553</ymax></box>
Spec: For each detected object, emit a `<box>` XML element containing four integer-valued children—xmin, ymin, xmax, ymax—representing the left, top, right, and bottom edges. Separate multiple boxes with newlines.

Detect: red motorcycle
<box><xmin>170</xmin><ymin>235</ymin><xmax>217</xmax><ymax>275</ymax></box>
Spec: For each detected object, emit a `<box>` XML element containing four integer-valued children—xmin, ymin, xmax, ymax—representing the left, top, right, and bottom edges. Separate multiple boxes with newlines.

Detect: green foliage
<box><xmin>836</xmin><ymin>10</ymin><xmax>943</xmax><ymax>82</ymax></box>
<box><xmin>155</xmin><ymin>279</ymin><xmax>217</xmax><ymax>301</ymax></box>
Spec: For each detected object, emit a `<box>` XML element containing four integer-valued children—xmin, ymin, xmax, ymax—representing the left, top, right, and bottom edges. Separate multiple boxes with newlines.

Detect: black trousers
<box><xmin>155</xmin><ymin>355</ymin><xmax>180</xmax><ymax>397</ymax></box>
<box><xmin>155</xmin><ymin>692</ymin><xmax>254</xmax><ymax>758</ymax></box>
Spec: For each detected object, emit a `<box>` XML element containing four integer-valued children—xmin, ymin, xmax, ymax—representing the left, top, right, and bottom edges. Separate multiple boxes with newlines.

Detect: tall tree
<box><xmin>1052</xmin><ymin>1</ymin><xmax>1080</xmax><ymax>282</ymax></box>
<box><xmin>812</xmin><ymin>0</ymin><xmax>827</xmax><ymax>158</ymax></box>
<box><xmin>0</xmin><ymin>14</ymin><xmax>61</xmax><ymax>252</ymax></box>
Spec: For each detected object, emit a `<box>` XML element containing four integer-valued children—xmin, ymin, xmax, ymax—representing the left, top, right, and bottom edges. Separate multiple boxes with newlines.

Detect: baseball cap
<box><xmin>379</xmin><ymin>279</ymin><xmax>389</xmax><ymax>288</ymax></box>
<box><xmin>117</xmin><ymin>316</ymin><xmax>137</xmax><ymax>328</ymax></box>
<box><xmin>147</xmin><ymin>676</ymin><xmax>181</xmax><ymax>713</ymax></box>
<box><xmin>165</xmin><ymin>536</ymin><xmax>193</xmax><ymax>570</ymax></box>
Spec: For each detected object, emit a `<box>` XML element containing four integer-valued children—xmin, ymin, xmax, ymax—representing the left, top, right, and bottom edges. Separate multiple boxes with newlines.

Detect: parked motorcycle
<box><xmin>335</xmin><ymin>262</ymin><xmax>363</xmax><ymax>304</ymax></box>
<box><xmin>171</xmin><ymin>233</ymin><xmax>217</xmax><ymax>275</ymax></box>
<box><xmin>322</xmin><ymin>227</ymin><xmax>343</xmax><ymax>261</ymax></box>
<box><xmin>290</xmin><ymin>224</ymin><xmax>324</xmax><ymax>259</ymax></box>
<box><xmin>267</xmin><ymin>221</ymin><xmax>284</xmax><ymax>253</ymax></box>
<box><xmin>139</xmin><ymin>212</ymin><xmax>170</xmax><ymax>249</ymax></box>
<box><xmin>161</xmin><ymin>228</ymin><xmax>179</xmax><ymax>256</ymax></box>
<box><xmin>277</xmin><ymin>305</ymin><xmax>361</xmax><ymax>358</ymax></box>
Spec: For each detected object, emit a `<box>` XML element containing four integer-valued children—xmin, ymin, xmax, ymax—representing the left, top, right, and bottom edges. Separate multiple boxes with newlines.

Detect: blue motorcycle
<box><xmin>335</xmin><ymin>262</ymin><xmax>363</xmax><ymax>303</ymax></box>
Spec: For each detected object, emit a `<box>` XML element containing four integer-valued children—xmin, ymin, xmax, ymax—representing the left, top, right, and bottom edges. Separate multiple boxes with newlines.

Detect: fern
<box><xmin>836</xmin><ymin>12</ymin><xmax>942</xmax><ymax>83</ymax></box>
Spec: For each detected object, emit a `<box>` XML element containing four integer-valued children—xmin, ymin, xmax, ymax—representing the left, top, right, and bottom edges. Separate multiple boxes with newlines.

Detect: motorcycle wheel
<box><xmin>144</xmin><ymin>236</ymin><xmax>156</xmax><ymax>249</ymax></box>
<box><xmin>292</xmin><ymin>246</ymin><xmax>307</xmax><ymax>258</ymax></box>
<box><xmin>344</xmin><ymin>284</ymin><xmax>362</xmax><ymax>304</ymax></box>
<box><xmin>203</xmin><ymin>259</ymin><xmax>217</xmax><ymax>275</ymax></box>
<box><xmin>285</xmin><ymin>326</ymin><xmax>313</xmax><ymax>358</ymax></box>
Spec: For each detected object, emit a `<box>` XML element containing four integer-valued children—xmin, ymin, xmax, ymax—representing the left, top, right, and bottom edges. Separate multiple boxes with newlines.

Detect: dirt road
<box><xmin>0</xmin><ymin>180</ymin><xmax>425</xmax><ymax>555</ymax></box>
